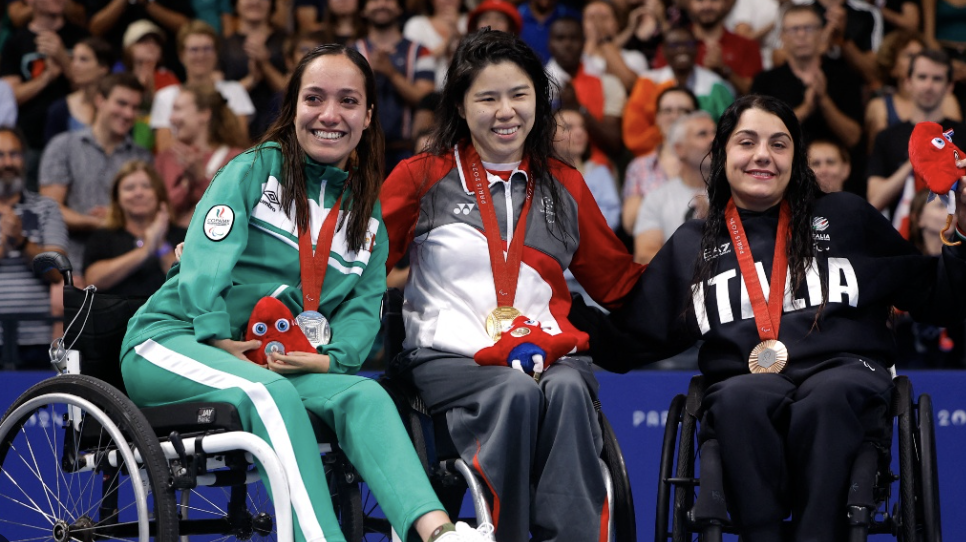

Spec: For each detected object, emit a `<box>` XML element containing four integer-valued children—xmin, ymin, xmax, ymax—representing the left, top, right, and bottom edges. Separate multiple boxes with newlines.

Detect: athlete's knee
<box><xmin>542</xmin><ymin>364</ymin><xmax>591</xmax><ymax>403</ymax></box>
<box><xmin>262</xmin><ymin>377</ymin><xmax>305</xmax><ymax>411</ymax></box>
<box><xmin>497</xmin><ymin>369</ymin><xmax>543</xmax><ymax>416</ymax></box>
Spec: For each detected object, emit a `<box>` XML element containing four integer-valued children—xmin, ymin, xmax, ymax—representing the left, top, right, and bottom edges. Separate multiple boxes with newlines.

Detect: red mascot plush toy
<box><xmin>474</xmin><ymin>316</ymin><xmax>578</xmax><ymax>380</ymax></box>
<box><xmin>244</xmin><ymin>296</ymin><xmax>315</xmax><ymax>365</ymax></box>
<box><xmin>908</xmin><ymin>121</ymin><xmax>965</xmax><ymax>246</ymax></box>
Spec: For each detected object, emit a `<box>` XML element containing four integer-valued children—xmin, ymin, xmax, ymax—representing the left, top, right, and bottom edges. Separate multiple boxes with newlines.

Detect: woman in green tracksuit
<box><xmin>120</xmin><ymin>45</ymin><xmax>489</xmax><ymax>542</ymax></box>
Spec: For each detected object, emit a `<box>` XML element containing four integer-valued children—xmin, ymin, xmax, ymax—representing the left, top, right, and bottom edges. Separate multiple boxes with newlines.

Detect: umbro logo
<box><xmin>261</xmin><ymin>189</ymin><xmax>280</xmax><ymax>212</ymax></box>
<box><xmin>453</xmin><ymin>203</ymin><xmax>476</xmax><ymax>215</ymax></box>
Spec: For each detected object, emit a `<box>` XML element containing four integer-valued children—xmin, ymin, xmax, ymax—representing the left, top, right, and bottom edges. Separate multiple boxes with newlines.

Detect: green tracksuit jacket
<box><xmin>120</xmin><ymin>143</ymin><xmax>442</xmax><ymax>542</ymax></box>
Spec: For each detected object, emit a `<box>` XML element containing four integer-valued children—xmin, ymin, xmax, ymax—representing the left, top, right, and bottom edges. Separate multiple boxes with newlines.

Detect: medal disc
<box><xmin>748</xmin><ymin>339</ymin><xmax>788</xmax><ymax>374</ymax></box>
<box><xmin>485</xmin><ymin>306</ymin><xmax>523</xmax><ymax>341</ymax></box>
<box><xmin>296</xmin><ymin>310</ymin><xmax>332</xmax><ymax>347</ymax></box>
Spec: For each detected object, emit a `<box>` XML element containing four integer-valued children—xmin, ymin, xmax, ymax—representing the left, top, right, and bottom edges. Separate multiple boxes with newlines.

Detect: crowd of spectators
<box><xmin>1</xmin><ymin>0</ymin><xmax>964</xmax><ymax>369</ymax></box>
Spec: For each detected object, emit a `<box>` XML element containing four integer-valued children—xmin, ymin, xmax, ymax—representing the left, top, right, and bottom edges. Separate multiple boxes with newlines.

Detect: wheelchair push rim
<box><xmin>0</xmin><ymin>375</ymin><xmax>178</xmax><ymax>542</ymax></box>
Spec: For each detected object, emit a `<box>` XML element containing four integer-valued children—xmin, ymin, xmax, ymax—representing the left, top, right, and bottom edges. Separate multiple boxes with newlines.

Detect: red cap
<box><xmin>467</xmin><ymin>0</ymin><xmax>523</xmax><ymax>35</ymax></box>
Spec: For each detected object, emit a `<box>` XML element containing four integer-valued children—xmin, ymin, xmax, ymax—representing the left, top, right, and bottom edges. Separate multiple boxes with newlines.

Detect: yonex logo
<box><xmin>454</xmin><ymin>203</ymin><xmax>476</xmax><ymax>215</ymax></box>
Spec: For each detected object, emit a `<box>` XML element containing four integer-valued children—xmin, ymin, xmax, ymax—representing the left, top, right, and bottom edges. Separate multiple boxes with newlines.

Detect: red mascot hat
<box><xmin>908</xmin><ymin>121</ymin><xmax>965</xmax><ymax>246</ymax></box>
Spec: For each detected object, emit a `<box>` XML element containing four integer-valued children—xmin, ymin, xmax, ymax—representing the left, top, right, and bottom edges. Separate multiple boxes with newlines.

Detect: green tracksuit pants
<box><xmin>121</xmin><ymin>329</ymin><xmax>443</xmax><ymax>542</ymax></box>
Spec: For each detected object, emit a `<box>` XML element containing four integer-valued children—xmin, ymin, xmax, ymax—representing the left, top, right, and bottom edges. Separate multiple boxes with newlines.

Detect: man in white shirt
<box><xmin>633</xmin><ymin>110</ymin><xmax>715</xmax><ymax>264</ymax></box>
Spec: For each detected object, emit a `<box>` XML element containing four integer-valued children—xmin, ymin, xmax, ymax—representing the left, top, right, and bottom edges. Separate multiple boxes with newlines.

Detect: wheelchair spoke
<box><xmin>181</xmin><ymin>488</ymin><xmax>228</xmax><ymax>516</ymax></box>
<box><xmin>74</xmin><ymin>463</ymin><xmax>131</xmax><ymax>526</ymax></box>
<box><xmin>14</xmin><ymin>426</ymin><xmax>61</xmax><ymax>522</ymax></box>
<box><xmin>2</xmin><ymin>446</ymin><xmax>59</xmax><ymax>524</ymax></box>
<box><xmin>4</xmin><ymin>533</ymin><xmax>59</xmax><ymax>542</ymax></box>
<box><xmin>0</xmin><ymin>487</ymin><xmax>56</xmax><ymax>524</ymax></box>
<box><xmin>37</xmin><ymin>407</ymin><xmax>65</xmax><ymax>519</ymax></box>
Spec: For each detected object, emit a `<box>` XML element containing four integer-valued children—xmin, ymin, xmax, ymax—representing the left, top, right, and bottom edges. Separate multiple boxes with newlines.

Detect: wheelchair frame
<box><xmin>374</xmin><ymin>288</ymin><xmax>638</xmax><ymax>542</ymax></box>
<box><xmin>0</xmin><ymin>253</ymin><xmax>363</xmax><ymax>542</ymax></box>
<box><xmin>654</xmin><ymin>374</ymin><xmax>942</xmax><ymax>542</ymax></box>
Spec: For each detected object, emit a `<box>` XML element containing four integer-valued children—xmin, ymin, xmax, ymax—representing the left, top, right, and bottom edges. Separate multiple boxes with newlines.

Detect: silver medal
<box><xmin>265</xmin><ymin>341</ymin><xmax>286</xmax><ymax>356</ymax></box>
<box><xmin>296</xmin><ymin>310</ymin><xmax>331</xmax><ymax>347</ymax></box>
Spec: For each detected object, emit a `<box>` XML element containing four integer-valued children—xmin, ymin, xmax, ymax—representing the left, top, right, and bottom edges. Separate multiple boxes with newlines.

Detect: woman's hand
<box><xmin>266</xmin><ymin>351</ymin><xmax>331</xmax><ymax>374</ymax></box>
<box><xmin>143</xmin><ymin>203</ymin><xmax>170</xmax><ymax>252</ymax></box>
<box><xmin>210</xmin><ymin>338</ymin><xmax>262</xmax><ymax>361</ymax></box>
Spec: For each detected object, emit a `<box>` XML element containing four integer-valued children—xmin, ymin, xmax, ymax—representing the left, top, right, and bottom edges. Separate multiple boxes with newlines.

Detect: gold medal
<box><xmin>485</xmin><ymin>306</ymin><xmax>523</xmax><ymax>341</ymax></box>
<box><xmin>748</xmin><ymin>340</ymin><xmax>788</xmax><ymax>374</ymax></box>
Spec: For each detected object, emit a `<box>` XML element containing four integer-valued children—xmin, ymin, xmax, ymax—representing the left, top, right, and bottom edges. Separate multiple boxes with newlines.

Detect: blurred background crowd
<box><xmin>1</xmin><ymin>0</ymin><xmax>964</xmax><ymax>370</ymax></box>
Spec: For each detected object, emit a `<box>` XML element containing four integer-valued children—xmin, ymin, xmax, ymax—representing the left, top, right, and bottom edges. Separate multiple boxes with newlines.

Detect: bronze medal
<box><xmin>748</xmin><ymin>339</ymin><xmax>788</xmax><ymax>374</ymax></box>
<box><xmin>485</xmin><ymin>306</ymin><xmax>523</xmax><ymax>342</ymax></box>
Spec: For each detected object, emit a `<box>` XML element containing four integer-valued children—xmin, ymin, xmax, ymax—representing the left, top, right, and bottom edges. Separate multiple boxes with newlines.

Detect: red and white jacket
<box><xmin>381</xmin><ymin>144</ymin><xmax>645</xmax><ymax>358</ymax></box>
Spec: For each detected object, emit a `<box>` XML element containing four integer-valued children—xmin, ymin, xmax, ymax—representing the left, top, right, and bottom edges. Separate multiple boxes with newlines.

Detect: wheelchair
<box><xmin>371</xmin><ymin>288</ymin><xmax>638</xmax><ymax>542</ymax></box>
<box><xmin>0</xmin><ymin>253</ymin><xmax>364</xmax><ymax>542</ymax></box>
<box><xmin>654</xmin><ymin>374</ymin><xmax>941</xmax><ymax>542</ymax></box>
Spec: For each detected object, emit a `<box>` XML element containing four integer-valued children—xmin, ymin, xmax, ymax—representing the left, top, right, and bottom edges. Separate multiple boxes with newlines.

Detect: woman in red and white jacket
<box><xmin>381</xmin><ymin>30</ymin><xmax>644</xmax><ymax>542</ymax></box>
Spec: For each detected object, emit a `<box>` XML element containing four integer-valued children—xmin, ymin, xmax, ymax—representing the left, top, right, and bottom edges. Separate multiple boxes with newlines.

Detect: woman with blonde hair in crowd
<box><xmin>84</xmin><ymin>160</ymin><xmax>186</xmax><ymax>297</ymax></box>
<box><xmin>156</xmin><ymin>84</ymin><xmax>246</xmax><ymax>228</ymax></box>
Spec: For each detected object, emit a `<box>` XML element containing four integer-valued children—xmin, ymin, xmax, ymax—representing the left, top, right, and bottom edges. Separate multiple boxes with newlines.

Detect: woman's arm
<box><xmin>177</xmin><ymin>151</ymin><xmax>262</xmax><ymax>343</ymax></box>
<box><xmin>317</xmin><ymin>219</ymin><xmax>389</xmax><ymax>374</ymax></box>
<box><xmin>380</xmin><ymin>159</ymin><xmax>423</xmax><ymax>271</ymax></box>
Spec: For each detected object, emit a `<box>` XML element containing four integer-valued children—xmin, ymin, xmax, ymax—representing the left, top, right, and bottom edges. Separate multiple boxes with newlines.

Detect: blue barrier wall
<box><xmin>2</xmin><ymin>370</ymin><xmax>964</xmax><ymax>540</ymax></box>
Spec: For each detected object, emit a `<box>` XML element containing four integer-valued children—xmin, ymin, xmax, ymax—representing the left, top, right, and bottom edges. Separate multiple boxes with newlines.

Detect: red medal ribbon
<box><xmin>724</xmin><ymin>198</ymin><xmax>791</xmax><ymax>341</ymax></box>
<box><xmin>298</xmin><ymin>191</ymin><xmax>344</xmax><ymax>312</ymax></box>
<box><xmin>457</xmin><ymin>142</ymin><xmax>535</xmax><ymax>308</ymax></box>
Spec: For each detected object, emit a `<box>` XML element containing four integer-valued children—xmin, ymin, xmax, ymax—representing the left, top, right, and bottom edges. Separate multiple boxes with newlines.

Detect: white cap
<box><xmin>123</xmin><ymin>19</ymin><xmax>165</xmax><ymax>49</ymax></box>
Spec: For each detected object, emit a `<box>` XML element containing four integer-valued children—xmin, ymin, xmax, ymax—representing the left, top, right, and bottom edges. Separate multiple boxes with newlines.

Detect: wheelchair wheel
<box><xmin>655</xmin><ymin>394</ymin><xmax>685</xmax><ymax>542</ymax></box>
<box><xmin>0</xmin><ymin>375</ymin><xmax>177</xmax><ymax>542</ymax></box>
<box><xmin>895</xmin><ymin>377</ymin><xmax>918</xmax><ymax>542</ymax></box>
<box><xmin>328</xmin><ymin>455</ymin><xmax>364</xmax><ymax>542</ymax></box>
<box><xmin>600</xmin><ymin>411</ymin><xmax>636</xmax><ymax>542</ymax></box>
<box><xmin>916</xmin><ymin>394</ymin><xmax>941</xmax><ymax>542</ymax></box>
<box><xmin>672</xmin><ymin>390</ymin><xmax>699</xmax><ymax>542</ymax></box>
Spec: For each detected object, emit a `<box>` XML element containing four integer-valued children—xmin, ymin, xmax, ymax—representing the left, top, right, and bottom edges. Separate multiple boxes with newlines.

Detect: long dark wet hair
<box><xmin>696</xmin><ymin>95</ymin><xmax>822</xmax><ymax>305</ymax></box>
<box><xmin>427</xmin><ymin>29</ymin><xmax>569</xmax><ymax>235</ymax></box>
<box><xmin>260</xmin><ymin>44</ymin><xmax>385</xmax><ymax>251</ymax></box>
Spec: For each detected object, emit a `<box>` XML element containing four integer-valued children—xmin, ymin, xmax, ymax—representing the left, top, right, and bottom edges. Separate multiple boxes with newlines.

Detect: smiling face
<box><xmin>95</xmin><ymin>86</ymin><xmax>142</xmax><ymax>139</ymax></box>
<box><xmin>294</xmin><ymin>54</ymin><xmax>372</xmax><ymax>169</ymax></box>
<box><xmin>117</xmin><ymin>169</ymin><xmax>159</xmax><ymax>220</ymax></box>
<box><xmin>460</xmin><ymin>61</ymin><xmax>536</xmax><ymax>164</ymax></box>
<box><xmin>169</xmin><ymin>90</ymin><xmax>210</xmax><ymax>144</ymax></box>
<box><xmin>180</xmin><ymin>34</ymin><xmax>218</xmax><ymax>80</ymax></box>
<box><xmin>725</xmin><ymin>107</ymin><xmax>794</xmax><ymax>212</ymax></box>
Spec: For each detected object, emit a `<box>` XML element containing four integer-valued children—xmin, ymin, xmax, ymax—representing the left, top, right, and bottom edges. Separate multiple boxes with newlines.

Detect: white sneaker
<box><xmin>434</xmin><ymin>521</ymin><xmax>495</xmax><ymax>542</ymax></box>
